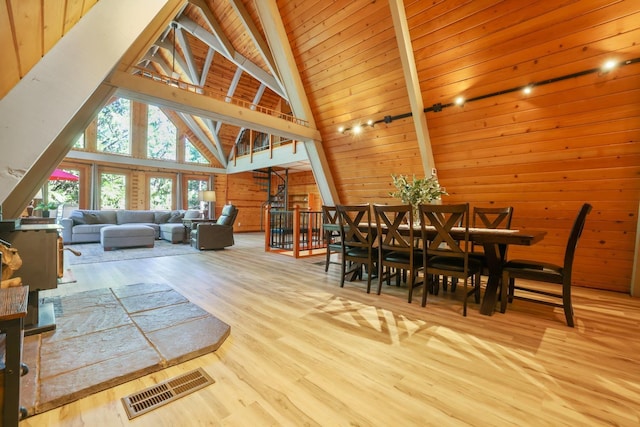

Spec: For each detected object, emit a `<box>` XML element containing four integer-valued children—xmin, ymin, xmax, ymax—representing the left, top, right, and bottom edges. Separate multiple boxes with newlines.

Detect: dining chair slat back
<box><xmin>419</xmin><ymin>203</ymin><xmax>482</xmax><ymax>316</ymax></box>
<box><xmin>322</xmin><ymin>205</ymin><xmax>342</xmax><ymax>272</ymax></box>
<box><xmin>336</xmin><ymin>204</ymin><xmax>377</xmax><ymax>293</ymax></box>
<box><xmin>470</xmin><ymin>206</ymin><xmax>514</xmax><ymax>270</ymax></box>
<box><xmin>373</xmin><ymin>204</ymin><xmax>423</xmax><ymax>302</ymax></box>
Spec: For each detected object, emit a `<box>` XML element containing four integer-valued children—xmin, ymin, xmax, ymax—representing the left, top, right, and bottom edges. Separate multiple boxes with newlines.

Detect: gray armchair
<box><xmin>190</xmin><ymin>204</ymin><xmax>239</xmax><ymax>250</ymax></box>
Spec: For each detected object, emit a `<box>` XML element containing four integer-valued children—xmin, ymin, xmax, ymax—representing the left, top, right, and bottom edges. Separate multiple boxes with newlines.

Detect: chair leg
<box><xmin>500</xmin><ymin>271</ymin><xmax>510</xmax><ymax>313</ymax></box>
<box><xmin>325</xmin><ymin>249</ymin><xmax>331</xmax><ymax>272</ymax></box>
<box><xmin>563</xmin><ymin>281</ymin><xmax>575</xmax><ymax>327</ymax></box>
<box><xmin>508</xmin><ymin>278</ymin><xmax>515</xmax><ymax>303</ymax></box>
<box><xmin>421</xmin><ymin>276</ymin><xmax>429</xmax><ymax>307</ymax></box>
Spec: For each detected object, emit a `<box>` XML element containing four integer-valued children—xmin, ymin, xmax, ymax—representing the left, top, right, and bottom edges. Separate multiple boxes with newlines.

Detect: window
<box><xmin>48</xmin><ymin>169</ymin><xmax>80</xmax><ymax>206</ymax></box>
<box><xmin>185</xmin><ymin>137</ymin><xmax>208</xmax><ymax>164</ymax></box>
<box><xmin>147</xmin><ymin>105</ymin><xmax>177</xmax><ymax>161</ymax></box>
<box><xmin>73</xmin><ymin>133</ymin><xmax>85</xmax><ymax>149</ymax></box>
<box><xmin>100</xmin><ymin>173</ymin><xmax>127</xmax><ymax>209</ymax></box>
<box><xmin>187</xmin><ymin>179</ymin><xmax>208</xmax><ymax>209</ymax></box>
<box><xmin>149</xmin><ymin>177</ymin><xmax>173</xmax><ymax>210</ymax></box>
<box><xmin>97</xmin><ymin>98</ymin><xmax>131</xmax><ymax>155</ymax></box>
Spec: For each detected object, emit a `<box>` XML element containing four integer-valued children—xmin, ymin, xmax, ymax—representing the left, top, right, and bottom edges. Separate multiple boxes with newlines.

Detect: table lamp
<box><xmin>199</xmin><ymin>190</ymin><xmax>216</xmax><ymax>219</ymax></box>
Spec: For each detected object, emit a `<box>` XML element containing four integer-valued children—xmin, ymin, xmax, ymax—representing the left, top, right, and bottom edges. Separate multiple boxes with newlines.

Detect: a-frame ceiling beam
<box><xmin>388</xmin><ymin>0</ymin><xmax>435</xmax><ymax>175</ymax></box>
<box><xmin>200</xmin><ymin>47</ymin><xmax>215</xmax><ymax>86</ymax></box>
<box><xmin>108</xmin><ymin>70</ymin><xmax>320</xmax><ymax>142</ymax></box>
<box><xmin>176</xmin><ymin>15</ymin><xmax>286</xmax><ymax>99</ymax></box>
<box><xmin>178</xmin><ymin>113</ymin><xmax>226</xmax><ymax>165</ymax></box>
<box><xmin>188</xmin><ymin>0</ymin><xmax>233</xmax><ymax>57</ymax></box>
<box><xmin>254</xmin><ymin>0</ymin><xmax>338</xmax><ymax>205</ymax></box>
<box><xmin>175</xmin><ymin>24</ymin><xmax>200</xmax><ymax>83</ymax></box>
<box><xmin>228</xmin><ymin>0</ymin><xmax>284</xmax><ymax>93</ymax></box>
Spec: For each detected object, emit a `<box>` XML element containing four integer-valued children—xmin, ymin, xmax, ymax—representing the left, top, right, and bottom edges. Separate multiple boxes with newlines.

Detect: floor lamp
<box><xmin>200</xmin><ymin>190</ymin><xmax>216</xmax><ymax>220</ymax></box>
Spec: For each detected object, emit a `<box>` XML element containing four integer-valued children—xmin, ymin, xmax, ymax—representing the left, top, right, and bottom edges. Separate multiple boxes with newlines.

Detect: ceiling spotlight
<box><xmin>601</xmin><ymin>59</ymin><xmax>618</xmax><ymax>72</ymax></box>
<box><xmin>366</xmin><ymin>119</ymin><xmax>374</xmax><ymax>126</ymax></box>
<box><xmin>523</xmin><ymin>85</ymin><xmax>533</xmax><ymax>95</ymax></box>
<box><xmin>338</xmin><ymin>126</ymin><xmax>345</xmax><ymax>133</ymax></box>
<box><xmin>353</xmin><ymin>124</ymin><xmax>363</xmax><ymax>134</ymax></box>
<box><xmin>454</xmin><ymin>96</ymin><xmax>465</xmax><ymax>106</ymax></box>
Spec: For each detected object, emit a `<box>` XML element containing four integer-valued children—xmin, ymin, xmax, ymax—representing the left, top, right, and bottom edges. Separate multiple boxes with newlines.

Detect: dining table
<box><xmin>324</xmin><ymin>222</ymin><xmax>547</xmax><ymax>315</ymax></box>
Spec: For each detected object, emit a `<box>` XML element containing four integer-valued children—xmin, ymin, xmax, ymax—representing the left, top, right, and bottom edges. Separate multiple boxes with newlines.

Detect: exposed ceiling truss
<box><xmin>130</xmin><ymin>0</ymin><xmax>306</xmax><ymax>171</ymax></box>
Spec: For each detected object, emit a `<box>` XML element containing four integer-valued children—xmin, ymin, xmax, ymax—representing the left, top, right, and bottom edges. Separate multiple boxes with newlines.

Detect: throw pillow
<box><xmin>83</xmin><ymin>213</ymin><xmax>102</xmax><ymax>224</ymax></box>
<box><xmin>168</xmin><ymin>212</ymin><xmax>184</xmax><ymax>223</ymax></box>
<box><xmin>154</xmin><ymin>212</ymin><xmax>172</xmax><ymax>224</ymax></box>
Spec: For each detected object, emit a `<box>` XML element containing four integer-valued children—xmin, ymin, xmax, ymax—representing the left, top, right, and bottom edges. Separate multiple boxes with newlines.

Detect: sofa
<box><xmin>61</xmin><ymin>209</ymin><xmax>202</xmax><ymax>244</ymax></box>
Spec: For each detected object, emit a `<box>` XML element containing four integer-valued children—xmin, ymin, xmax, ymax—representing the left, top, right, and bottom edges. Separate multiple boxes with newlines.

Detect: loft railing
<box><xmin>264</xmin><ymin>206</ymin><xmax>325</xmax><ymax>258</ymax></box>
<box><xmin>132</xmin><ymin>67</ymin><xmax>309</xmax><ymax>127</ymax></box>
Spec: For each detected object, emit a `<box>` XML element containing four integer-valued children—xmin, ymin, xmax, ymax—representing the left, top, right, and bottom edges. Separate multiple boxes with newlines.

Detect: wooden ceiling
<box><xmin>0</xmin><ymin>0</ymin><xmax>305</xmax><ymax>171</ymax></box>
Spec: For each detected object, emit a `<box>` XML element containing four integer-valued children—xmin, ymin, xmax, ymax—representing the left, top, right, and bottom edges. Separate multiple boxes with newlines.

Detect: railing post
<box><xmin>264</xmin><ymin>205</ymin><xmax>272</xmax><ymax>252</ymax></box>
<box><xmin>293</xmin><ymin>205</ymin><xmax>300</xmax><ymax>258</ymax></box>
<box><xmin>306</xmin><ymin>208</ymin><xmax>313</xmax><ymax>252</ymax></box>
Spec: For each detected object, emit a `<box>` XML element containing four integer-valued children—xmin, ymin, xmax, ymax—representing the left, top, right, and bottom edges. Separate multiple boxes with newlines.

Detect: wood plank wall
<box><xmin>280</xmin><ymin>0</ymin><xmax>640</xmax><ymax>293</ymax></box>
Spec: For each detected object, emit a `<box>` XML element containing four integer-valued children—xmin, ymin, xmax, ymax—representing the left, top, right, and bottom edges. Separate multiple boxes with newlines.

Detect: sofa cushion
<box><xmin>117</xmin><ymin>210</ymin><xmax>155</xmax><ymax>224</ymax></box>
<box><xmin>72</xmin><ymin>224</ymin><xmax>111</xmax><ymax>235</ymax></box>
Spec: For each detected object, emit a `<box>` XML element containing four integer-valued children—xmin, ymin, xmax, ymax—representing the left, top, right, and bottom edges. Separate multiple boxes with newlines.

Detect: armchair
<box><xmin>190</xmin><ymin>204</ymin><xmax>239</xmax><ymax>250</ymax></box>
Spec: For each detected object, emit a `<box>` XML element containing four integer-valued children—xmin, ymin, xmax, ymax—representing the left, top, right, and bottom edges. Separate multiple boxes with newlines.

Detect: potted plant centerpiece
<box><xmin>35</xmin><ymin>201</ymin><xmax>58</xmax><ymax>218</ymax></box>
<box><xmin>390</xmin><ymin>174</ymin><xmax>447</xmax><ymax>223</ymax></box>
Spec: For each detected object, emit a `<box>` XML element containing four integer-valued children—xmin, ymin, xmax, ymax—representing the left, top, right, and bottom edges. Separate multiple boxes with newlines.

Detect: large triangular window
<box><xmin>147</xmin><ymin>105</ymin><xmax>177</xmax><ymax>161</ymax></box>
<box><xmin>185</xmin><ymin>137</ymin><xmax>209</xmax><ymax>164</ymax></box>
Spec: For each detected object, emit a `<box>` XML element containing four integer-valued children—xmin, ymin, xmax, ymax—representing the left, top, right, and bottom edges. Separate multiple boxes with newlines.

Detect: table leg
<box><xmin>479</xmin><ymin>242</ymin><xmax>505</xmax><ymax>315</ymax></box>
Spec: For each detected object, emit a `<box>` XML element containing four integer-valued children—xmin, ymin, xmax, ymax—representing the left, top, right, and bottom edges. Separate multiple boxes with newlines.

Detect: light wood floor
<box><xmin>22</xmin><ymin>233</ymin><xmax>640</xmax><ymax>426</ymax></box>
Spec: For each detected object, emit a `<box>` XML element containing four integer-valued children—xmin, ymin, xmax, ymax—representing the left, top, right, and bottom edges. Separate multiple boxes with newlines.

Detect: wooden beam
<box><xmin>177</xmin><ymin>15</ymin><xmax>285</xmax><ymax>98</ymax></box>
<box><xmin>388</xmin><ymin>0</ymin><xmax>435</xmax><ymax>176</ymax></box>
<box><xmin>229</xmin><ymin>0</ymin><xmax>283</xmax><ymax>93</ymax></box>
<box><xmin>188</xmin><ymin>0</ymin><xmax>233</xmax><ymax>57</ymax></box>
<box><xmin>255</xmin><ymin>0</ymin><xmax>339</xmax><ymax>205</ymax></box>
<box><xmin>107</xmin><ymin>70</ymin><xmax>321</xmax><ymax>142</ymax></box>
<box><xmin>65</xmin><ymin>149</ymin><xmax>225</xmax><ymax>174</ymax></box>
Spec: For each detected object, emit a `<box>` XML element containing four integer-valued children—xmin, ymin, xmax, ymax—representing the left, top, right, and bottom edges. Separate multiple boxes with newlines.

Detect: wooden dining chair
<box><xmin>322</xmin><ymin>205</ymin><xmax>342</xmax><ymax>272</ymax></box>
<box><xmin>336</xmin><ymin>204</ymin><xmax>378</xmax><ymax>293</ymax></box>
<box><xmin>373</xmin><ymin>204</ymin><xmax>424</xmax><ymax>303</ymax></box>
<box><xmin>419</xmin><ymin>203</ymin><xmax>483</xmax><ymax>315</ymax></box>
<box><xmin>469</xmin><ymin>206</ymin><xmax>514</xmax><ymax>285</ymax></box>
<box><xmin>501</xmin><ymin>203</ymin><xmax>592</xmax><ymax>327</ymax></box>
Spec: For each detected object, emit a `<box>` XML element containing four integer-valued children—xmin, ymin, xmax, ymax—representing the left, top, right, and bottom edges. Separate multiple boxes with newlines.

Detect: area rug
<box><xmin>65</xmin><ymin>240</ymin><xmax>199</xmax><ymax>265</ymax></box>
<box><xmin>13</xmin><ymin>282</ymin><xmax>230</xmax><ymax>417</ymax></box>
<box><xmin>57</xmin><ymin>268</ymin><xmax>77</xmax><ymax>284</ymax></box>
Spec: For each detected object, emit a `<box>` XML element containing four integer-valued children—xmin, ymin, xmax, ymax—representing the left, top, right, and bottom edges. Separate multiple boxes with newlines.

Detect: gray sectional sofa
<box><xmin>61</xmin><ymin>209</ymin><xmax>202</xmax><ymax>244</ymax></box>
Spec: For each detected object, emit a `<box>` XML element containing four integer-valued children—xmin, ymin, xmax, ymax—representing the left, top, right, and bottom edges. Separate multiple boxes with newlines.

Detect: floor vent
<box><xmin>121</xmin><ymin>368</ymin><xmax>214</xmax><ymax>419</ymax></box>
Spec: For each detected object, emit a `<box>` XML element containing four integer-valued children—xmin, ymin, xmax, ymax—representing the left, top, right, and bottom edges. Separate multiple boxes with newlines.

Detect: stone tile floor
<box><xmin>4</xmin><ymin>282</ymin><xmax>230</xmax><ymax>417</ymax></box>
